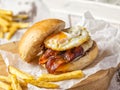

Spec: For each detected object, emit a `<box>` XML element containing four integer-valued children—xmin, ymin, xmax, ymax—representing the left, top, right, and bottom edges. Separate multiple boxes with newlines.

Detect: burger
<box><xmin>19</xmin><ymin>19</ymin><xmax>98</xmax><ymax>74</ymax></box>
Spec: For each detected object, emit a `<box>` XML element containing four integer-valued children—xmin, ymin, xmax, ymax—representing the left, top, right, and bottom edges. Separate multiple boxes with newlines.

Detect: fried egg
<box><xmin>44</xmin><ymin>26</ymin><xmax>90</xmax><ymax>51</ymax></box>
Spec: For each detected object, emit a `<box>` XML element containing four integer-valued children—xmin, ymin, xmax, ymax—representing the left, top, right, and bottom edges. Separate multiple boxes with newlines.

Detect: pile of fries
<box><xmin>0</xmin><ymin>66</ymin><xmax>85</xmax><ymax>90</ymax></box>
<box><xmin>0</xmin><ymin>9</ymin><xmax>29</xmax><ymax>40</ymax></box>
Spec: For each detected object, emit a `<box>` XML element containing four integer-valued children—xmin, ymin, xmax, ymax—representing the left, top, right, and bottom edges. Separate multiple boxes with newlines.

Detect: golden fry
<box><xmin>0</xmin><ymin>17</ymin><xmax>10</xmax><ymax>26</ymax></box>
<box><xmin>0</xmin><ymin>24</ymin><xmax>8</xmax><ymax>32</ymax></box>
<box><xmin>6</xmin><ymin>24</ymin><xmax>18</xmax><ymax>40</ymax></box>
<box><xmin>17</xmin><ymin>22</ymin><xmax>29</xmax><ymax>28</ymax></box>
<box><xmin>0</xmin><ymin>14</ymin><xmax>12</xmax><ymax>21</ymax></box>
<box><xmin>0</xmin><ymin>75</ymin><xmax>11</xmax><ymax>83</ymax></box>
<box><xmin>8</xmin><ymin>66</ymin><xmax>34</xmax><ymax>80</ymax></box>
<box><xmin>6</xmin><ymin>22</ymin><xmax>29</xmax><ymax>39</ymax></box>
<box><xmin>0</xmin><ymin>75</ymin><xmax>27</xmax><ymax>87</ymax></box>
<box><xmin>25</xmin><ymin>79</ymin><xmax>59</xmax><ymax>89</ymax></box>
<box><xmin>12</xmin><ymin>22</ymin><xmax>29</xmax><ymax>29</ymax></box>
<box><xmin>10</xmin><ymin>74</ymin><xmax>22</xmax><ymax>90</ymax></box>
<box><xmin>0</xmin><ymin>81</ymin><xmax>12</xmax><ymax>90</ymax></box>
<box><xmin>38</xmin><ymin>70</ymin><xmax>85</xmax><ymax>82</ymax></box>
<box><xmin>14</xmin><ymin>14</ymin><xmax>29</xmax><ymax>20</ymax></box>
<box><xmin>0</xmin><ymin>9</ymin><xmax>13</xmax><ymax>16</ymax></box>
<box><xmin>0</xmin><ymin>30</ymin><xmax>4</xmax><ymax>38</ymax></box>
<box><xmin>17</xmin><ymin>78</ymin><xmax>27</xmax><ymax>87</ymax></box>
<box><xmin>0</xmin><ymin>9</ymin><xmax>29</xmax><ymax>40</ymax></box>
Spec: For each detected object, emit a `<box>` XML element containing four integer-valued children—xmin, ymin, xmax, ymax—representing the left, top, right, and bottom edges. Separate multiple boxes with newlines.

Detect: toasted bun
<box><xmin>19</xmin><ymin>19</ymin><xmax>65</xmax><ymax>62</ymax></box>
<box><xmin>56</xmin><ymin>42</ymin><xmax>98</xmax><ymax>73</ymax></box>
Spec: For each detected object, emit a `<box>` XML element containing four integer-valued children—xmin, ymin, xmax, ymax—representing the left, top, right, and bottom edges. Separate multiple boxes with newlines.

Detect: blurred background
<box><xmin>0</xmin><ymin>0</ymin><xmax>120</xmax><ymax>43</ymax></box>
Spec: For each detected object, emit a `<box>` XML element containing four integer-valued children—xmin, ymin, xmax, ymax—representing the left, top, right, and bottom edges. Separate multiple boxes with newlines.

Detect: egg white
<box><xmin>44</xmin><ymin>26</ymin><xmax>90</xmax><ymax>51</ymax></box>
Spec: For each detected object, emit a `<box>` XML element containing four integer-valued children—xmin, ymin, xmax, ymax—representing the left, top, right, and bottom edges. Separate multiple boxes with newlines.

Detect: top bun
<box><xmin>19</xmin><ymin>19</ymin><xmax>65</xmax><ymax>62</ymax></box>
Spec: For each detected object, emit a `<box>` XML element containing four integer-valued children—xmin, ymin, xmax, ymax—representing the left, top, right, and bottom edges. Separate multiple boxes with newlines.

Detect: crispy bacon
<box><xmin>45</xmin><ymin>56</ymin><xmax>66</xmax><ymax>74</ymax></box>
<box><xmin>64</xmin><ymin>50</ymin><xmax>75</xmax><ymax>62</ymax></box>
<box><xmin>39</xmin><ymin>49</ymin><xmax>59</xmax><ymax>64</ymax></box>
<box><xmin>64</xmin><ymin>46</ymin><xmax>83</xmax><ymax>62</ymax></box>
<box><xmin>73</xmin><ymin>46</ymin><xmax>84</xmax><ymax>58</ymax></box>
<box><xmin>39</xmin><ymin>46</ymin><xmax>84</xmax><ymax>74</ymax></box>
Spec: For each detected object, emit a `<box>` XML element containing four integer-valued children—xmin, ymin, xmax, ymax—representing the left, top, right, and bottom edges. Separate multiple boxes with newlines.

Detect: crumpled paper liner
<box><xmin>0</xmin><ymin>12</ymin><xmax>120</xmax><ymax>90</ymax></box>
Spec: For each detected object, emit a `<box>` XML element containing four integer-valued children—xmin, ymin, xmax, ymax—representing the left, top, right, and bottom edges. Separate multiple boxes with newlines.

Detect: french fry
<box><xmin>38</xmin><ymin>70</ymin><xmax>85</xmax><ymax>82</ymax></box>
<box><xmin>0</xmin><ymin>17</ymin><xmax>10</xmax><ymax>26</ymax></box>
<box><xmin>0</xmin><ymin>30</ymin><xmax>4</xmax><ymax>38</ymax></box>
<box><xmin>17</xmin><ymin>78</ymin><xmax>27</xmax><ymax>87</ymax></box>
<box><xmin>25</xmin><ymin>79</ymin><xmax>59</xmax><ymax>89</ymax></box>
<box><xmin>0</xmin><ymin>75</ymin><xmax>11</xmax><ymax>83</ymax></box>
<box><xmin>8</xmin><ymin>66</ymin><xmax>34</xmax><ymax>80</ymax></box>
<box><xmin>6</xmin><ymin>22</ymin><xmax>29</xmax><ymax>40</ymax></box>
<box><xmin>10</xmin><ymin>74</ymin><xmax>22</xmax><ymax>90</ymax></box>
<box><xmin>0</xmin><ymin>14</ymin><xmax>12</xmax><ymax>21</ymax></box>
<box><xmin>18</xmin><ymin>22</ymin><xmax>29</xmax><ymax>28</ymax></box>
<box><xmin>0</xmin><ymin>24</ymin><xmax>8</xmax><ymax>32</ymax></box>
<box><xmin>0</xmin><ymin>81</ymin><xmax>12</xmax><ymax>90</ymax></box>
<box><xmin>6</xmin><ymin>24</ymin><xmax>18</xmax><ymax>40</ymax></box>
<box><xmin>12</xmin><ymin>22</ymin><xmax>29</xmax><ymax>29</ymax></box>
<box><xmin>0</xmin><ymin>75</ymin><xmax>27</xmax><ymax>87</ymax></box>
<box><xmin>14</xmin><ymin>14</ymin><xmax>29</xmax><ymax>20</ymax></box>
<box><xmin>0</xmin><ymin>9</ymin><xmax>29</xmax><ymax>40</ymax></box>
<box><xmin>0</xmin><ymin>9</ymin><xmax>13</xmax><ymax>16</ymax></box>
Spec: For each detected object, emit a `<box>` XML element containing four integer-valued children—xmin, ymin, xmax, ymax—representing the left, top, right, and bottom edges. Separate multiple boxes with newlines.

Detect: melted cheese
<box><xmin>81</xmin><ymin>39</ymin><xmax>93</xmax><ymax>52</ymax></box>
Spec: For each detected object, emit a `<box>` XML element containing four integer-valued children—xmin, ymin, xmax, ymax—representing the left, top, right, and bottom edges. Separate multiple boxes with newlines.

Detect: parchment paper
<box><xmin>0</xmin><ymin>11</ymin><xmax>120</xmax><ymax>90</ymax></box>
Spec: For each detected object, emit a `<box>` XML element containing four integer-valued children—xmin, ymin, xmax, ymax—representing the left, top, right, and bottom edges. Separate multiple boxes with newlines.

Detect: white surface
<box><xmin>0</xmin><ymin>12</ymin><xmax>120</xmax><ymax>90</ymax></box>
<box><xmin>44</xmin><ymin>0</ymin><xmax>120</xmax><ymax>24</ymax></box>
<box><xmin>82</xmin><ymin>0</ymin><xmax>120</xmax><ymax>5</ymax></box>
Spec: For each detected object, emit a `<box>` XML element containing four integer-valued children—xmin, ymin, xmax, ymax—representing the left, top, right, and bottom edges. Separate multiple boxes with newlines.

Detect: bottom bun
<box><xmin>56</xmin><ymin>42</ymin><xmax>98</xmax><ymax>73</ymax></box>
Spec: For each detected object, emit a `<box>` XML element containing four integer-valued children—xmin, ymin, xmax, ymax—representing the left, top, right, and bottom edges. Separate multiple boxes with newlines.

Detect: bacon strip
<box><xmin>39</xmin><ymin>49</ymin><xmax>59</xmax><ymax>64</ymax></box>
<box><xmin>45</xmin><ymin>56</ymin><xmax>66</xmax><ymax>74</ymax></box>
<box><xmin>39</xmin><ymin>46</ymin><xmax>84</xmax><ymax>74</ymax></box>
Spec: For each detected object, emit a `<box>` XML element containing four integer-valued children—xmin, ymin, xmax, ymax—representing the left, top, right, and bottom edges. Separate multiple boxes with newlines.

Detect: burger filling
<box><xmin>39</xmin><ymin>26</ymin><xmax>93</xmax><ymax>74</ymax></box>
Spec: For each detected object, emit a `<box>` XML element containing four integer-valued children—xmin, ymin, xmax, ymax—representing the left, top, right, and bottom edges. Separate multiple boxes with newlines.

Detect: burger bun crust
<box><xmin>19</xmin><ymin>19</ymin><xmax>65</xmax><ymax>62</ymax></box>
